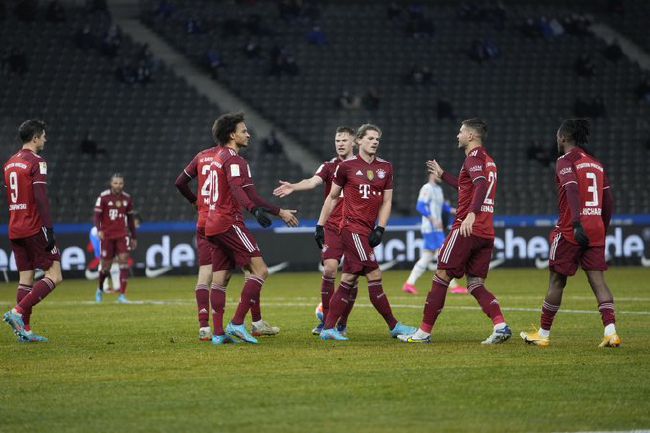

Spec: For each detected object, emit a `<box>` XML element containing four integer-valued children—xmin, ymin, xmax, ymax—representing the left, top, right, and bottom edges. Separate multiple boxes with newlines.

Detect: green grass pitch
<box><xmin>1</xmin><ymin>268</ymin><xmax>649</xmax><ymax>433</ymax></box>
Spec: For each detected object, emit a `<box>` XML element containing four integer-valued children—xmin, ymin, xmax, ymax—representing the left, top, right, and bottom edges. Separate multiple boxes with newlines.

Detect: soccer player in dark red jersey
<box><xmin>93</xmin><ymin>174</ymin><xmax>137</xmax><ymax>304</ymax></box>
<box><xmin>176</xmin><ymin>144</ymin><xmax>280</xmax><ymax>341</ymax></box>
<box><xmin>204</xmin><ymin>112</ymin><xmax>298</xmax><ymax>345</ymax></box>
<box><xmin>521</xmin><ymin>119</ymin><xmax>620</xmax><ymax>348</ymax></box>
<box><xmin>315</xmin><ymin>124</ymin><xmax>417</xmax><ymax>341</ymax></box>
<box><xmin>273</xmin><ymin>126</ymin><xmax>359</xmax><ymax>335</ymax></box>
<box><xmin>3</xmin><ymin>120</ymin><xmax>62</xmax><ymax>342</ymax></box>
<box><xmin>399</xmin><ymin>118</ymin><xmax>512</xmax><ymax>344</ymax></box>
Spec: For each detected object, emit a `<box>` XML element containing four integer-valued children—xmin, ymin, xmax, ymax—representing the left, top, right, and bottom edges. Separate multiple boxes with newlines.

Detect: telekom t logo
<box><xmin>359</xmin><ymin>184</ymin><xmax>371</xmax><ymax>199</ymax></box>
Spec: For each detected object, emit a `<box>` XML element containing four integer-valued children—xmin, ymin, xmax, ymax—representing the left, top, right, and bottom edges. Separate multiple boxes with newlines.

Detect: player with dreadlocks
<box><xmin>521</xmin><ymin>119</ymin><xmax>620</xmax><ymax>348</ymax></box>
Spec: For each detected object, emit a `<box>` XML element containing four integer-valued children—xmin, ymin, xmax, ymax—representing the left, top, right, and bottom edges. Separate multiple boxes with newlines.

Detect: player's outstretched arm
<box><xmin>273</xmin><ymin>176</ymin><xmax>323</xmax><ymax>197</ymax></box>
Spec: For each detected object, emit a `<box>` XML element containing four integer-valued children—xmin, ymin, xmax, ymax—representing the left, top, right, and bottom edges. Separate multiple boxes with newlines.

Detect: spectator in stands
<box><xmin>261</xmin><ymin>130</ymin><xmax>283</xmax><ymax>155</ymax></box>
<box><xmin>307</xmin><ymin>26</ymin><xmax>327</xmax><ymax>46</ymax></box>
<box><xmin>285</xmin><ymin>54</ymin><xmax>299</xmax><ymax>76</ymax></box>
<box><xmin>46</xmin><ymin>0</ymin><xmax>66</xmax><ymax>22</ymax></box>
<box><xmin>80</xmin><ymin>132</ymin><xmax>108</xmax><ymax>159</ymax></box>
<box><xmin>186</xmin><ymin>17</ymin><xmax>204</xmax><ymax>34</ymax></box>
<box><xmin>406</xmin><ymin>65</ymin><xmax>434</xmax><ymax>86</ymax></box>
<box><xmin>269</xmin><ymin>45</ymin><xmax>299</xmax><ymax>77</ymax></box>
<box><xmin>74</xmin><ymin>24</ymin><xmax>95</xmax><ymax>50</ymax></box>
<box><xmin>563</xmin><ymin>13</ymin><xmax>592</xmax><ymax>36</ymax></box>
<box><xmin>538</xmin><ymin>17</ymin><xmax>555</xmax><ymax>40</ymax></box>
<box><xmin>7</xmin><ymin>47</ymin><xmax>28</xmax><ymax>78</ymax></box>
<box><xmin>548</xmin><ymin>18</ymin><xmax>564</xmax><ymax>38</ymax></box>
<box><xmin>115</xmin><ymin>60</ymin><xmax>135</xmax><ymax>84</ymax></box>
<box><xmin>101</xmin><ymin>25</ymin><xmax>122</xmax><ymax>58</ymax></box>
<box><xmin>469</xmin><ymin>38</ymin><xmax>499</xmax><ymax>63</ymax></box>
<box><xmin>603</xmin><ymin>40</ymin><xmax>623</xmax><ymax>62</ymax></box>
<box><xmin>243</xmin><ymin>38</ymin><xmax>261</xmax><ymax>58</ymax></box>
<box><xmin>636</xmin><ymin>76</ymin><xmax>650</xmax><ymax>104</ymax></box>
<box><xmin>14</xmin><ymin>0</ymin><xmax>37</xmax><ymax>22</ymax></box>
<box><xmin>436</xmin><ymin>98</ymin><xmax>456</xmax><ymax>121</ymax></box>
<box><xmin>206</xmin><ymin>48</ymin><xmax>225</xmax><ymax>78</ymax></box>
<box><xmin>155</xmin><ymin>0</ymin><xmax>175</xmax><ymax>19</ymax></box>
<box><xmin>337</xmin><ymin>90</ymin><xmax>361</xmax><ymax>110</ymax></box>
<box><xmin>574</xmin><ymin>53</ymin><xmax>595</xmax><ymax>78</ymax></box>
<box><xmin>362</xmin><ymin>87</ymin><xmax>381</xmax><ymax>111</ymax></box>
<box><xmin>136</xmin><ymin>60</ymin><xmax>152</xmax><ymax>85</ymax></box>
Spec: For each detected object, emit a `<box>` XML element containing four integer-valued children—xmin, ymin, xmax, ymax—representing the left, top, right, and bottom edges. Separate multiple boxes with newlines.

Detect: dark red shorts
<box><xmin>11</xmin><ymin>230</ymin><xmax>61</xmax><ymax>272</ymax></box>
<box><xmin>549</xmin><ymin>229</ymin><xmax>607</xmax><ymax>276</ymax></box>
<box><xmin>322</xmin><ymin>225</ymin><xmax>344</xmax><ymax>262</ymax></box>
<box><xmin>340</xmin><ymin>228</ymin><xmax>379</xmax><ymax>275</ymax></box>
<box><xmin>196</xmin><ymin>227</ymin><xmax>215</xmax><ymax>267</ymax></box>
<box><xmin>437</xmin><ymin>229</ymin><xmax>494</xmax><ymax>279</ymax></box>
<box><xmin>207</xmin><ymin>223</ymin><xmax>262</xmax><ymax>272</ymax></box>
<box><xmin>101</xmin><ymin>236</ymin><xmax>130</xmax><ymax>260</ymax></box>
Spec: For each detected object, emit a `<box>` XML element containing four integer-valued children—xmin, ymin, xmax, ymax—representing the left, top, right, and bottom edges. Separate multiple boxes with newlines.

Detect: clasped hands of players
<box><xmin>252</xmin><ymin>207</ymin><xmax>299</xmax><ymax>228</ymax></box>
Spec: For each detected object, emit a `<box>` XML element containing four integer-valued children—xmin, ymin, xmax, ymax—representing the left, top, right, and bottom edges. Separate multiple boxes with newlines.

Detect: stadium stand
<box><xmin>141</xmin><ymin>0</ymin><xmax>650</xmax><ymax>216</ymax></box>
<box><xmin>2</xmin><ymin>1</ymin><xmax>648</xmax><ymax>224</ymax></box>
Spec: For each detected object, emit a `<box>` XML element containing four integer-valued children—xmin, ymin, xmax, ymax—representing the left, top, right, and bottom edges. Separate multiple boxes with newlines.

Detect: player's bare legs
<box><xmin>7</xmin><ymin>261</ymin><xmax>62</xmax><ymax>342</ymax></box>
<box><xmin>195</xmin><ymin>264</ymin><xmax>212</xmax><ymax>340</ymax></box>
<box><xmin>585</xmin><ymin>270</ymin><xmax>619</xmax><ymax>346</ymax></box>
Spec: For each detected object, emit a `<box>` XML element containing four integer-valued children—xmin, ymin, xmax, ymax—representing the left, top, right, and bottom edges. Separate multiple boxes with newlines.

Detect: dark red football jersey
<box><xmin>205</xmin><ymin>147</ymin><xmax>252</xmax><ymax>236</ymax></box>
<box><xmin>453</xmin><ymin>146</ymin><xmax>496</xmax><ymax>239</ymax></box>
<box><xmin>555</xmin><ymin>147</ymin><xmax>609</xmax><ymax>246</ymax></box>
<box><xmin>3</xmin><ymin>149</ymin><xmax>48</xmax><ymax>239</ymax></box>
<box><xmin>333</xmin><ymin>155</ymin><xmax>393</xmax><ymax>236</ymax></box>
<box><xmin>183</xmin><ymin>146</ymin><xmax>219</xmax><ymax>228</ymax></box>
<box><xmin>315</xmin><ymin>156</ymin><xmax>345</xmax><ymax>231</ymax></box>
<box><xmin>94</xmin><ymin>190</ymin><xmax>134</xmax><ymax>239</ymax></box>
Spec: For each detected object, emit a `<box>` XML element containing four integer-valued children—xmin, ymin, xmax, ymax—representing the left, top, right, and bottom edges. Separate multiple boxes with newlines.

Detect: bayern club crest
<box><xmin>369</xmin><ymin>252</ymin><xmax>376</xmax><ymax>262</ymax></box>
<box><xmin>377</xmin><ymin>169</ymin><xmax>386</xmax><ymax>179</ymax></box>
<box><xmin>322</xmin><ymin>244</ymin><xmax>328</xmax><ymax>253</ymax></box>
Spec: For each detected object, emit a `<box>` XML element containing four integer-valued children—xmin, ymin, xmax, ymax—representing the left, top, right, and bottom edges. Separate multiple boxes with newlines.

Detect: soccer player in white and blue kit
<box><xmin>402</xmin><ymin>173</ymin><xmax>463</xmax><ymax>294</ymax></box>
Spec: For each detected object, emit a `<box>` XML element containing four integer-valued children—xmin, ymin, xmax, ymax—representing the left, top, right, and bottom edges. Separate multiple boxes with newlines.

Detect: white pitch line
<box><xmin>37</xmin><ymin>299</ymin><xmax>650</xmax><ymax>316</ymax></box>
